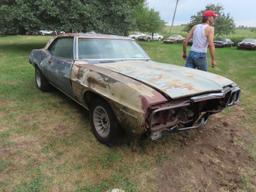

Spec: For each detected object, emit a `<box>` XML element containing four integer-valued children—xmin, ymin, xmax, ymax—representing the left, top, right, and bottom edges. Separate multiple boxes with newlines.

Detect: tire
<box><xmin>35</xmin><ymin>67</ymin><xmax>51</xmax><ymax>91</ymax></box>
<box><xmin>89</xmin><ymin>98</ymin><xmax>121</xmax><ymax>146</ymax></box>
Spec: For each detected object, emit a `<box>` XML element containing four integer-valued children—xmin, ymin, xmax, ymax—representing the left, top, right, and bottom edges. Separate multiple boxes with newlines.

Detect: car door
<box><xmin>43</xmin><ymin>37</ymin><xmax>74</xmax><ymax>97</ymax></box>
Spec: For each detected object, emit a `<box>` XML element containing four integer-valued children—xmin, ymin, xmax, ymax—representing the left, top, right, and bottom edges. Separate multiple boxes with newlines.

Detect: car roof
<box><xmin>243</xmin><ymin>38</ymin><xmax>256</xmax><ymax>41</ymax></box>
<box><xmin>44</xmin><ymin>32</ymin><xmax>134</xmax><ymax>49</ymax></box>
<box><xmin>57</xmin><ymin>32</ymin><xmax>132</xmax><ymax>40</ymax></box>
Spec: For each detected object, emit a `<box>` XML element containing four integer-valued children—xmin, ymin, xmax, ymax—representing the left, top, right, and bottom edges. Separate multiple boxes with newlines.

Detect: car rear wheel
<box><xmin>35</xmin><ymin>67</ymin><xmax>51</xmax><ymax>91</ymax></box>
<box><xmin>89</xmin><ymin>98</ymin><xmax>121</xmax><ymax>146</ymax></box>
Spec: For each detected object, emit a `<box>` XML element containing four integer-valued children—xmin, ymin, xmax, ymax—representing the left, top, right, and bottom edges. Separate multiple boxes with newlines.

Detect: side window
<box><xmin>48</xmin><ymin>38</ymin><xmax>73</xmax><ymax>59</ymax></box>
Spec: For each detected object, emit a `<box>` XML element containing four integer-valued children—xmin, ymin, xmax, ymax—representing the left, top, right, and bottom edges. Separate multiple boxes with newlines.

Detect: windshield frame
<box><xmin>75</xmin><ymin>37</ymin><xmax>150</xmax><ymax>61</ymax></box>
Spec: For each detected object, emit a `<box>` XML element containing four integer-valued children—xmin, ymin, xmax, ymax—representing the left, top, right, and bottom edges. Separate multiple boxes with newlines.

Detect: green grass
<box><xmin>0</xmin><ymin>36</ymin><xmax>256</xmax><ymax>191</ymax></box>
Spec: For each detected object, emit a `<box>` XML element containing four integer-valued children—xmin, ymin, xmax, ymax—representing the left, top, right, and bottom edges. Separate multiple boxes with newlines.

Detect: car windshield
<box><xmin>78</xmin><ymin>38</ymin><xmax>149</xmax><ymax>60</ymax></box>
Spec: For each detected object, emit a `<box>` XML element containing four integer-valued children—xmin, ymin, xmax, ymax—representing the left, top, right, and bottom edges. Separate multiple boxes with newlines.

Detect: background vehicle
<box><xmin>237</xmin><ymin>38</ymin><xmax>256</xmax><ymax>50</ymax></box>
<box><xmin>151</xmin><ymin>33</ymin><xmax>164</xmax><ymax>41</ymax></box>
<box><xmin>163</xmin><ymin>34</ymin><xmax>185</xmax><ymax>44</ymax></box>
<box><xmin>214</xmin><ymin>38</ymin><xmax>234</xmax><ymax>48</ymax></box>
<box><xmin>39</xmin><ymin>30</ymin><xmax>54</xmax><ymax>35</ymax></box>
<box><xmin>128</xmin><ymin>32</ymin><xmax>145</xmax><ymax>40</ymax></box>
<box><xmin>29</xmin><ymin>33</ymin><xmax>240</xmax><ymax>145</ymax></box>
<box><xmin>137</xmin><ymin>34</ymin><xmax>152</xmax><ymax>41</ymax></box>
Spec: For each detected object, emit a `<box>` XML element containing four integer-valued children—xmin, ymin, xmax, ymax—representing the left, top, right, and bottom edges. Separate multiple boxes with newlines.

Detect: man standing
<box><xmin>183</xmin><ymin>10</ymin><xmax>218</xmax><ymax>71</ymax></box>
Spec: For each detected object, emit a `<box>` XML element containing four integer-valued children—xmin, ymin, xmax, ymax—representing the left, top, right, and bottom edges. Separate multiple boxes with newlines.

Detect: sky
<box><xmin>147</xmin><ymin>0</ymin><xmax>256</xmax><ymax>27</ymax></box>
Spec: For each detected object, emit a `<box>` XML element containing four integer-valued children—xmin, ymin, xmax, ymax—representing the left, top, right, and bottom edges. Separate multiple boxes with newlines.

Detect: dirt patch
<box><xmin>0</xmin><ymin>148</ymin><xmax>10</xmax><ymax>157</ymax></box>
<box><xmin>0</xmin><ymin>99</ymin><xmax>12</xmax><ymax>106</ymax></box>
<box><xmin>0</xmin><ymin>111</ymin><xmax>6</xmax><ymax>118</ymax></box>
<box><xmin>19</xmin><ymin>114</ymin><xmax>34</xmax><ymax>122</ymax></box>
<box><xmin>54</xmin><ymin>124</ymin><xmax>72</xmax><ymax>136</ymax></box>
<box><xmin>155</xmin><ymin>106</ymin><xmax>256</xmax><ymax>192</ymax></box>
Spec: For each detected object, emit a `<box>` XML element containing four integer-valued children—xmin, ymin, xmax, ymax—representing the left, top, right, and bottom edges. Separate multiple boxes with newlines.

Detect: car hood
<box><xmin>98</xmin><ymin>60</ymin><xmax>234</xmax><ymax>99</ymax></box>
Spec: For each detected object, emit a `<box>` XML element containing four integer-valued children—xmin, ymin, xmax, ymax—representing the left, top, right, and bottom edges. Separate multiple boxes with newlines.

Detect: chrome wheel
<box><xmin>35</xmin><ymin>69</ymin><xmax>42</xmax><ymax>88</ymax></box>
<box><xmin>93</xmin><ymin>106</ymin><xmax>110</xmax><ymax>138</ymax></box>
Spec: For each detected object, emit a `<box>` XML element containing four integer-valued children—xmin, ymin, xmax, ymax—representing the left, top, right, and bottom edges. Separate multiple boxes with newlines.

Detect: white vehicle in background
<box><xmin>128</xmin><ymin>32</ymin><xmax>145</xmax><ymax>40</ymax></box>
<box><xmin>137</xmin><ymin>34</ymin><xmax>152</xmax><ymax>41</ymax></box>
<box><xmin>152</xmin><ymin>33</ymin><xmax>164</xmax><ymax>41</ymax></box>
<box><xmin>163</xmin><ymin>34</ymin><xmax>185</xmax><ymax>44</ymax></box>
<box><xmin>58</xmin><ymin>31</ymin><xmax>65</xmax><ymax>35</ymax></box>
<box><xmin>39</xmin><ymin>30</ymin><xmax>54</xmax><ymax>36</ymax></box>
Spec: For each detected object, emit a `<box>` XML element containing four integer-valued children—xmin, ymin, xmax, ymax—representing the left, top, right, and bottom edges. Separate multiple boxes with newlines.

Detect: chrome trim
<box><xmin>149</xmin><ymin>101</ymin><xmax>190</xmax><ymax>129</ymax></box>
<box><xmin>227</xmin><ymin>87</ymin><xmax>240</xmax><ymax>106</ymax></box>
<box><xmin>175</xmin><ymin>116</ymin><xmax>207</xmax><ymax>131</ymax></box>
<box><xmin>191</xmin><ymin>92</ymin><xmax>225</xmax><ymax>102</ymax></box>
<box><xmin>151</xmin><ymin>101</ymin><xmax>190</xmax><ymax>114</ymax></box>
<box><xmin>150</xmin><ymin>113</ymin><xmax>209</xmax><ymax>140</ymax></box>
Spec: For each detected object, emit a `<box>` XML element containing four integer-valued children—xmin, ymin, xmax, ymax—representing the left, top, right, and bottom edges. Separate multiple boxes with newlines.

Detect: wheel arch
<box><xmin>84</xmin><ymin>91</ymin><xmax>110</xmax><ymax>109</ymax></box>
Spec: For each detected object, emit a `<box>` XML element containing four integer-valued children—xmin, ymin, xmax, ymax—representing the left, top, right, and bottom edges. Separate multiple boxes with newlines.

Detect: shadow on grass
<box><xmin>0</xmin><ymin>42</ymin><xmax>46</xmax><ymax>54</ymax></box>
<box><xmin>49</xmin><ymin>87</ymin><xmax>89</xmax><ymax>116</ymax></box>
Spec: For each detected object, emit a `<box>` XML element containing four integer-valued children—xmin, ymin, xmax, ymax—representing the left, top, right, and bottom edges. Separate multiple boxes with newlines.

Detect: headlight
<box><xmin>151</xmin><ymin>109</ymin><xmax>176</xmax><ymax>126</ymax></box>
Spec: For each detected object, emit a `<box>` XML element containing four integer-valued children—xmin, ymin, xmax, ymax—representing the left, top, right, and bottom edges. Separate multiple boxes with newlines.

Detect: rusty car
<box><xmin>29</xmin><ymin>33</ymin><xmax>240</xmax><ymax>145</ymax></box>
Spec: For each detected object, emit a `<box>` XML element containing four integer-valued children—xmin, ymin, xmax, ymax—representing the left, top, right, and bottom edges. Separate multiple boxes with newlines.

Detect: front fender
<box><xmin>70</xmin><ymin>61</ymin><xmax>167</xmax><ymax>135</ymax></box>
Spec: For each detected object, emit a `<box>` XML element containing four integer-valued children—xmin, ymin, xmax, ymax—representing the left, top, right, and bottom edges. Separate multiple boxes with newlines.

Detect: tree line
<box><xmin>0</xmin><ymin>1</ymin><xmax>235</xmax><ymax>37</ymax></box>
<box><xmin>0</xmin><ymin>0</ymin><xmax>164</xmax><ymax>35</ymax></box>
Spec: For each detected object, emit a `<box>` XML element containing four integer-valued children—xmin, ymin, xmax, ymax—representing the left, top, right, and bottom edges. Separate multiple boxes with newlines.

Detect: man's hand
<box><xmin>211</xmin><ymin>59</ymin><xmax>216</xmax><ymax>68</ymax></box>
<box><xmin>182</xmin><ymin>53</ymin><xmax>187</xmax><ymax>60</ymax></box>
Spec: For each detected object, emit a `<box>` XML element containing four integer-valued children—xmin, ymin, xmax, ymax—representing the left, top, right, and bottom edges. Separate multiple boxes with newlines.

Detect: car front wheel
<box><xmin>35</xmin><ymin>67</ymin><xmax>51</xmax><ymax>91</ymax></box>
<box><xmin>89</xmin><ymin>98</ymin><xmax>121</xmax><ymax>146</ymax></box>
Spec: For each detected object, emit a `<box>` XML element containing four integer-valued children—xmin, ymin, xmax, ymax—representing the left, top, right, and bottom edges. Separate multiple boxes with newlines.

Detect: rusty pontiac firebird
<box><xmin>29</xmin><ymin>33</ymin><xmax>240</xmax><ymax>145</ymax></box>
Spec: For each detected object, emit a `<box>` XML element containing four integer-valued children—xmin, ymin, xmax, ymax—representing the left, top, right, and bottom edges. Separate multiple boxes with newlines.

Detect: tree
<box><xmin>133</xmin><ymin>3</ymin><xmax>165</xmax><ymax>35</ymax></box>
<box><xmin>0</xmin><ymin>0</ymin><xmax>142</xmax><ymax>35</ymax></box>
<box><xmin>185</xmin><ymin>4</ymin><xmax>235</xmax><ymax>36</ymax></box>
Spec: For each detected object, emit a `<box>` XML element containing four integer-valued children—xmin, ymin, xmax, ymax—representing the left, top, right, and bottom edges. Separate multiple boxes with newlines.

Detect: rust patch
<box><xmin>140</xmin><ymin>96</ymin><xmax>150</xmax><ymax>113</ymax></box>
<box><xmin>169</xmin><ymin>79</ymin><xmax>201</xmax><ymax>92</ymax></box>
<box><xmin>140</xmin><ymin>91</ymin><xmax>167</xmax><ymax>114</ymax></box>
<box><xmin>87</xmin><ymin>77</ymin><xmax>107</xmax><ymax>88</ymax></box>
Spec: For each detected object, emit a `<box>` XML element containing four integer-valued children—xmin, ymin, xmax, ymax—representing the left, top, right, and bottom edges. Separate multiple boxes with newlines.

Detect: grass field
<box><xmin>0</xmin><ymin>36</ymin><xmax>256</xmax><ymax>192</ymax></box>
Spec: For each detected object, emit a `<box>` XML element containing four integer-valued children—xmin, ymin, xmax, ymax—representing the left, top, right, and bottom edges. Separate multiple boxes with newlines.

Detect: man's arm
<box><xmin>207</xmin><ymin>26</ymin><xmax>216</xmax><ymax>67</ymax></box>
<box><xmin>183</xmin><ymin>26</ymin><xmax>195</xmax><ymax>59</ymax></box>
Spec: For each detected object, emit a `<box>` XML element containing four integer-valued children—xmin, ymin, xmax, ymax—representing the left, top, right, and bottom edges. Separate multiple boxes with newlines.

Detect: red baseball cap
<box><xmin>203</xmin><ymin>10</ymin><xmax>219</xmax><ymax>17</ymax></box>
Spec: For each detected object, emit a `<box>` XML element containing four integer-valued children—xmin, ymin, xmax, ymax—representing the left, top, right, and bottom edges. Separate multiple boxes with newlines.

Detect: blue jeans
<box><xmin>185</xmin><ymin>51</ymin><xmax>208</xmax><ymax>71</ymax></box>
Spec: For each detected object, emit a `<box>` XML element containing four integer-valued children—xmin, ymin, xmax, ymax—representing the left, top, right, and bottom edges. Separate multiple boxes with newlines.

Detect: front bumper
<box><xmin>148</xmin><ymin>85</ymin><xmax>240</xmax><ymax>140</ymax></box>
